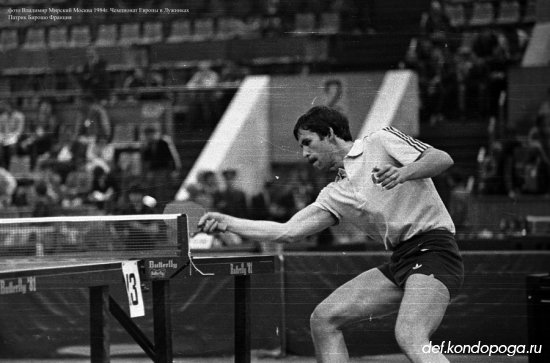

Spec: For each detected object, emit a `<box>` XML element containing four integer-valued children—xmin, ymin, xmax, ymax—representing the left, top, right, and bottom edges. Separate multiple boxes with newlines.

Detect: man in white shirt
<box><xmin>200</xmin><ymin>106</ymin><xmax>463</xmax><ymax>363</ymax></box>
<box><xmin>0</xmin><ymin>100</ymin><xmax>25</xmax><ymax>170</ymax></box>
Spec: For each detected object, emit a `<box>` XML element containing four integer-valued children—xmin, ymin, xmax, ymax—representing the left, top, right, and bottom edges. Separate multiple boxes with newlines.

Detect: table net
<box><xmin>0</xmin><ymin>214</ymin><xmax>186</xmax><ymax>258</ymax></box>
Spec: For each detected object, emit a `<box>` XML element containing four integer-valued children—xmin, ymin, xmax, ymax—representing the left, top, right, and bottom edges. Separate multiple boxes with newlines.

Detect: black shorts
<box><xmin>378</xmin><ymin>230</ymin><xmax>464</xmax><ymax>299</ymax></box>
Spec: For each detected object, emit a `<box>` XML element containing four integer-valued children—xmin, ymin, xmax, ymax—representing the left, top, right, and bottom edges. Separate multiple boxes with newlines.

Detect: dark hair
<box><xmin>293</xmin><ymin>106</ymin><xmax>352</xmax><ymax>141</ymax></box>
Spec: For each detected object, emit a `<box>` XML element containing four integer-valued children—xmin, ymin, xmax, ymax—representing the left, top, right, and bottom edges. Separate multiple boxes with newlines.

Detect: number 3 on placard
<box><xmin>125</xmin><ymin>273</ymin><xmax>139</xmax><ymax>305</ymax></box>
<box><xmin>121</xmin><ymin>261</ymin><xmax>145</xmax><ymax>318</ymax></box>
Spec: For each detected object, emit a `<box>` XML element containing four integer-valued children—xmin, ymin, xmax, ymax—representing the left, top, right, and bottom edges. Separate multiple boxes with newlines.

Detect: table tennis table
<box><xmin>0</xmin><ymin>253</ymin><xmax>276</xmax><ymax>363</ymax></box>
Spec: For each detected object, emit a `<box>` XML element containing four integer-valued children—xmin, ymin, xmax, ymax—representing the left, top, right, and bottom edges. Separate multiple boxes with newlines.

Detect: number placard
<box><xmin>122</xmin><ymin>261</ymin><xmax>145</xmax><ymax>318</ymax></box>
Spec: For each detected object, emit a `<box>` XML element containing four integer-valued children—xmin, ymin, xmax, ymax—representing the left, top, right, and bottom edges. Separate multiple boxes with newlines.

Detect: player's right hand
<box><xmin>198</xmin><ymin>212</ymin><xmax>228</xmax><ymax>234</ymax></box>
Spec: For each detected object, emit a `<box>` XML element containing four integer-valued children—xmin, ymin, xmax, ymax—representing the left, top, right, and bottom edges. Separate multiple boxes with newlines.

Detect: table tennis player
<box><xmin>199</xmin><ymin>105</ymin><xmax>463</xmax><ymax>363</ymax></box>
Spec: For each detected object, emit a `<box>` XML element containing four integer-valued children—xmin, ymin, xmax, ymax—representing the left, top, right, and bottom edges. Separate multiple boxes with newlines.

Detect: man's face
<box><xmin>297</xmin><ymin>129</ymin><xmax>337</xmax><ymax>171</ymax></box>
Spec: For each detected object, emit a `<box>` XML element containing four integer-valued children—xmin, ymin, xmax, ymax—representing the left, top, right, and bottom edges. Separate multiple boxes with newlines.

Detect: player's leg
<box><xmin>394</xmin><ymin>273</ymin><xmax>450</xmax><ymax>363</ymax></box>
<box><xmin>310</xmin><ymin>267</ymin><xmax>403</xmax><ymax>363</ymax></box>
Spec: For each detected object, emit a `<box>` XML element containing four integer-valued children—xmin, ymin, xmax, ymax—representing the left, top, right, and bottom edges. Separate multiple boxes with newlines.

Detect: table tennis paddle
<box><xmin>163</xmin><ymin>200</ymin><xmax>227</xmax><ymax>236</ymax></box>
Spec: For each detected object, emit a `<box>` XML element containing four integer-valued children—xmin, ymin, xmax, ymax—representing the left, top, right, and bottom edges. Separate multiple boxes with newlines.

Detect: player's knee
<box><xmin>395</xmin><ymin>320</ymin><xmax>427</xmax><ymax>351</ymax></box>
<box><xmin>310</xmin><ymin>303</ymin><xmax>337</xmax><ymax>332</ymax></box>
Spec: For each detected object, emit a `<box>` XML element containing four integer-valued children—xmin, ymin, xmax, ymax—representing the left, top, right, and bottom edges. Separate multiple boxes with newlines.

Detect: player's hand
<box><xmin>372</xmin><ymin>165</ymin><xmax>407</xmax><ymax>190</ymax></box>
<box><xmin>198</xmin><ymin>212</ymin><xmax>229</xmax><ymax>234</ymax></box>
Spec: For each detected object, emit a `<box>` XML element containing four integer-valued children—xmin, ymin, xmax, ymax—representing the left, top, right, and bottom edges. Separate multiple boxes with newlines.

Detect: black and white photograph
<box><xmin>0</xmin><ymin>0</ymin><xmax>549</xmax><ymax>362</ymax></box>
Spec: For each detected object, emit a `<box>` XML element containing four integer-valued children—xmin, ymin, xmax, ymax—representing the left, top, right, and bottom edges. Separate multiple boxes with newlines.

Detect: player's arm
<box><xmin>198</xmin><ymin>204</ymin><xmax>336</xmax><ymax>244</ymax></box>
<box><xmin>375</xmin><ymin>147</ymin><xmax>453</xmax><ymax>190</ymax></box>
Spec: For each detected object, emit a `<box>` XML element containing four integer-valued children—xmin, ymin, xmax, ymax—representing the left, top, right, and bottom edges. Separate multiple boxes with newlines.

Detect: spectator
<box><xmin>219</xmin><ymin>61</ymin><xmax>249</xmax><ymax>84</ymax></box>
<box><xmin>18</xmin><ymin>99</ymin><xmax>59</xmax><ymax>170</ymax></box>
<box><xmin>88</xmin><ymin>166</ymin><xmax>118</xmax><ymax>211</ymax></box>
<box><xmin>537</xmin><ymin>87</ymin><xmax>550</xmax><ymax>119</ymax></box>
<box><xmin>446</xmin><ymin>171</ymin><xmax>472</xmax><ymax>233</ymax></box>
<box><xmin>0</xmin><ymin>167</ymin><xmax>17</xmax><ymax>207</ymax></box>
<box><xmin>123</xmin><ymin>67</ymin><xmax>147</xmax><ymax>89</ymax></box>
<box><xmin>197</xmin><ymin>170</ymin><xmax>220</xmax><ymax>206</ymax></box>
<box><xmin>115</xmin><ymin>183</ymin><xmax>160</xmax><ymax>251</ymax></box>
<box><xmin>187</xmin><ymin>61</ymin><xmax>220</xmax><ymax>127</ymax></box>
<box><xmin>261</xmin><ymin>0</ymin><xmax>284</xmax><ymax>37</ymax></box>
<box><xmin>0</xmin><ymin>100</ymin><xmax>25</xmax><ymax>170</ymax></box>
<box><xmin>77</xmin><ymin>102</ymin><xmax>111</xmax><ymax>145</ymax></box>
<box><xmin>78</xmin><ymin>46</ymin><xmax>110</xmax><ymax>102</ymax></box>
<box><xmin>87</xmin><ymin>134</ymin><xmax>115</xmax><ymax>173</ymax></box>
<box><xmin>141</xmin><ymin>126</ymin><xmax>181</xmax><ymax>207</ymax></box>
<box><xmin>38</xmin><ymin>127</ymin><xmax>86</xmax><ymax>183</ymax></box>
<box><xmin>217</xmin><ymin>169</ymin><xmax>248</xmax><ymax>218</ymax></box>
<box><xmin>187</xmin><ymin>61</ymin><xmax>219</xmax><ymax>88</ymax></box>
<box><xmin>31</xmin><ymin>179</ymin><xmax>58</xmax><ymax>217</ymax></box>
<box><xmin>61</xmin><ymin>154</ymin><xmax>92</xmax><ymax>207</ymax></box>
<box><xmin>250</xmin><ymin>177</ymin><xmax>294</xmax><ymax>223</ymax></box>
<box><xmin>523</xmin><ymin>114</ymin><xmax>550</xmax><ymax>194</ymax></box>
<box><xmin>123</xmin><ymin>66</ymin><xmax>164</xmax><ymax>101</ymax></box>
<box><xmin>420</xmin><ymin>0</ymin><xmax>452</xmax><ymax>47</ymax></box>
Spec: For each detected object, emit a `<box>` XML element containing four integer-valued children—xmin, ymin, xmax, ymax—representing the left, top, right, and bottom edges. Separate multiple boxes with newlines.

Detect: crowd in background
<box><xmin>403</xmin><ymin>0</ymin><xmax>529</xmax><ymax>125</ymax></box>
<box><xmin>0</xmin><ymin>0</ymin><xmax>546</xmax><ymax>249</ymax></box>
<box><xmin>0</xmin><ymin>96</ymin><xmax>183</xmax><ymax>219</ymax></box>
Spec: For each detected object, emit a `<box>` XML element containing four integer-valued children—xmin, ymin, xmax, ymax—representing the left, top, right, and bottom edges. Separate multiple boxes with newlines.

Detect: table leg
<box><xmin>235</xmin><ymin>275</ymin><xmax>251</xmax><ymax>363</ymax></box>
<box><xmin>153</xmin><ymin>280</ymin><xmax>173</xmax><ymax>363</ymax></box>
<box><xmin>90</xmin><ymin>285</ymin><xmax>110</xmax><ymax>363</ymax></box>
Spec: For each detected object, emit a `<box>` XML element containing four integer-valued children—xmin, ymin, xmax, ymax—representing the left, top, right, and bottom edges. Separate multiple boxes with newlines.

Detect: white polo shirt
<box><xmin>313</xmin><ymin>126</ymin><xmax>455</xmax><ymax>250</ymax></box>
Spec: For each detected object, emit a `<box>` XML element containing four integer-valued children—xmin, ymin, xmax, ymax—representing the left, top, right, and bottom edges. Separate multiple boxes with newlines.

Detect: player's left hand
<box><xmin>373</xmin><ymin>164</ymin><xmax>407</xmax><ymax>190</ymax></box>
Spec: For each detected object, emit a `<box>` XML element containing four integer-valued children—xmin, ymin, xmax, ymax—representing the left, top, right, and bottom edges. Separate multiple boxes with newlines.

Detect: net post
<box><xmin>176</xmin><ymin>214</ymin><xmax>189</xmax><ymax>257</ymax></box>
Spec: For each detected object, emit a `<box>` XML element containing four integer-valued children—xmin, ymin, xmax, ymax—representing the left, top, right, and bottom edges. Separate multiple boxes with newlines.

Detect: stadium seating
<box><xmin>523</xmin><ymin>0</ymin><xmax>537</xmax><ymax>23</ymax></box>
<box><xmin>496</xmin><ymin>0</ymin><xmax>521</xmax><ymax>25</ymax></box>
<box><xmin>69</xmin><ymin>25</ymin><xmax>91</xmax><ymax>48</ymax></box>
<box><xmin>0</xmin><ymin>29</ymin><xmax>19</xmax><ymax>51</ymax></box>
<box><xmin>166</xmin><ymin>20</ymin><xmax>193</xmax><ymax>43</ymax></box>
<box><xmin>48</xmin><ymin>26</ymin><xmax>69</xmax><ymax>49</ymax></box>
<box><xmin>94</xmin><ymin>24</ymin><xmax>118</xmax><ymax>47</ymax></box>
<box><xmin>141</xmin><ymin>21</ymin><xmax>164</xmax><ymax>44</ymax></box>
<box><xmin>118</xmin><ymin>23</ymin><xmax>141</xmax><ymax>46</ymax></box>
<box><xmin>318</xmin><ymin>12</ymin><xmax>340</xmax><ymax>35</ymax></box>
<box><xmin>22</xmin><ymin>27</ymin><xmax>47</xmax><ymax>50</ymax></box>
<box><xmin>294</xmin><ymin>13</ymin><xmax>316</xmax><ymax>35</ymax></box>
<box><xmin>215</xmin><ymin>17</ymin><xmax>239</xmax><ymax>40</ymax></box>
<box><xmin>446</xmin><ymin>2</ymin><xmax>466</xmax><ymax>28</ymax></box>
<box><xmin>469</xmin><ymin>1</ymin><xmax>495</xmax><ymax>26</ymax></box>
<box><xmin>192</xmin><ymin>18</ymin><xmax>215</xmax><ymax>41</ymax></box>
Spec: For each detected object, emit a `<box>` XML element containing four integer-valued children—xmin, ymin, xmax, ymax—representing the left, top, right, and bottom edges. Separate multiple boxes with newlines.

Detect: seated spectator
<box><xmin>219</xmin><ymin>61</ymin><xmax>249</xmax><ymax>84</ymax></box>
<box><xmin>87</xmin><ymin>134</ymin><xmax>115</xmax><ymax>172</ymax></box>
<box><xmin>250</xmin><ymin>177</ymin><xmax>295</xmax><ymax>223</ymax></box>
<box><xmin>32</xmin><ymin>179</ymin><xmax>58</xmax><ymax>217</ymax></box>
<box><xmin>115</xmin><ymin>183</ymin><xmax>160</xmax><ymax>251</ymax></box>
<box><xmin>0</xmin><ymin>100</ymin><xmax>25</xmax><ymax>170</ymax></box>
<box><xmin>187</xmin><ymin>61</ymin><xmax>219</xmax><ymax>88</ymax></box>
<box><xmin>123</xmin><ymin>66</ymin><xmax>164</xmax><ymax>101</ymax></box>
<box><xmin>216</xmin><ymin>169</ymin><xmax>248</xmax><ymax>218</ymax></box>
<box><xmin>88</xmin><ymin>166</ymin><xmax>118</xmax><ymax>211</ymax></box>
<box><xmin>537</xmin><ymin>87</ymin><xmax>550</xmax><ymax>119</ymax></box>
<box><xmin>0</xmin><ymin>167</ymin><xmax>17</xmax><ymax>207</ymax></box>
<box><xmin>420</xmin><ymin>0</ymin><xmax>452</xmax><ymax>47</ymax></box>
<box><xmin>523</xmin><ymin>114</ymin><xmax>550</xmax><ymax>194</ymax></box>
<box><xmin>38</xmin><ymin>127</ymin><xmax>86</xmax><ymax>183</ymax></box>
<box><xmin>77</xmin><ymin>46</ymin><xmax>110</xmax><ymax>103</ymax></box>
<box><xmin>77</xmin><ymin>102</ymin><xmax>111</xmax><ymax>145</ymax></box>
<box><xmin>35</xmin><ymin>163</ymin><xmax>64</xmax><ymax>203</ymax></box>
<box><xmin>18</xmin><ymin>99</ymin><xmax>60</xmax><ymax>171</ymax></box>
<box><xmin>61</xmin><ymin>155</ymin><xmax>92</xmax><ymax>207</ymax></box>
<box><xmin>446</xmin><ymin>170</ymin><xmax>472</xmax><ymax>233</ymax></box>
<box><xmin>196</xmin><ymin>170</ymin><xmax>220</xmax><ymax>207</ymax></box>
<box><xmin>141</xmin><ymin>126</ymin><xmax>181</xmax><ymax>207</ymax></box>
